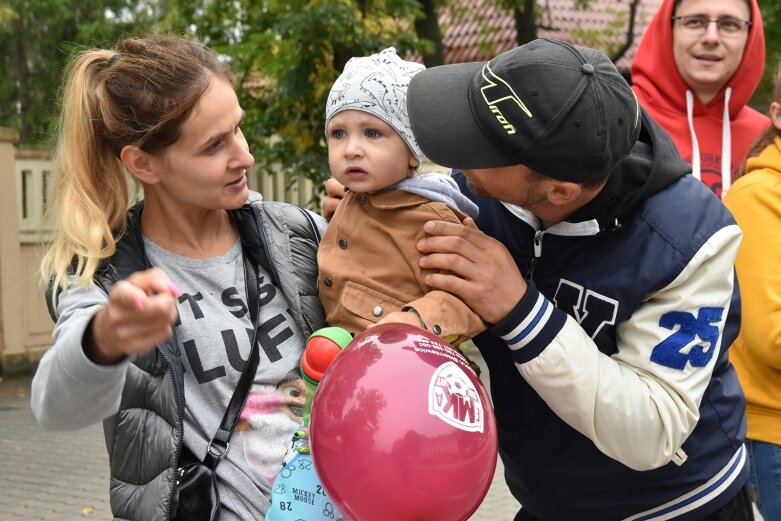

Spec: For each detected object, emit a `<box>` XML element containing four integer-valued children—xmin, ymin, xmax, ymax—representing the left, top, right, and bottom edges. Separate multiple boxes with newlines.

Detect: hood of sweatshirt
<box><xmin>630</xmin><ymin>0</ymin><xmax>768</xmax><ymax>199</ymax></box>
<box><xmin>565</xmin><ymin>109</ymin><xmax>690</xmax><ymax>230</ymax></box>
<box><xmin>744</xmin><ymin>136</ymin><xmax>781</xmax><ymax>176</ymax></box>
<box><xmin>392</xmin><ymin>171</ymin><xmax>480</xmax><ymax>220</ymax></box>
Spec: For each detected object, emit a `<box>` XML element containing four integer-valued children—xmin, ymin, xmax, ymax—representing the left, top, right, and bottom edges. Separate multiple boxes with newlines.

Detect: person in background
<box><xmin>318</xmin><ymin>47</ymin><xmax>484</xmax><ymax>345</ymax></box>
<box><xmin>724</xmin><ymin>63</ymin><xmax>781</xmax><ymax>521</ymax></box>
<box><xmin>30</xmin><ymin>34</ymin><xmax>325</xmax><ymax>520</ymax></box>
<box><xmin>631</xmin><ymin>0</ymin><xmax>767</xmax><ymax>199</ymax></box>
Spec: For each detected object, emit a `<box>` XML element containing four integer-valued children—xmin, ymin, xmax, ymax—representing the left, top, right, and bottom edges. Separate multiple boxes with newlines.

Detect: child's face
<box><xmin>327</xmin><ymin>110</ymin><xmax>417</xmax><ymax>194</ymax></box>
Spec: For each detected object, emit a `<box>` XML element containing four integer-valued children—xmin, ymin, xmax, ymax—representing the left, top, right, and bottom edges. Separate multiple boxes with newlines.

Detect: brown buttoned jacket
<box><xmin>317</xmin><ymin>188</ymin><xmax>485</xmax><ymax>342</ymax></box>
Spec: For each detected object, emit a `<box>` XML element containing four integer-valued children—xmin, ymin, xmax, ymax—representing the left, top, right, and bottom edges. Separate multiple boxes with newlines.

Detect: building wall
<box><xmin>0</xmin><ymin>128</ymin><xmax>35</xmax><ymax>375</ymax></box>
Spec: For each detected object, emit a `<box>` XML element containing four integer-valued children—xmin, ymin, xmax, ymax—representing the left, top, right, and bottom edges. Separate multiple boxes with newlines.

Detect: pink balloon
<box><xmin>310</xmin><ymin>323</ymin><xmax>498</xmax><ymax>521</ymax></box>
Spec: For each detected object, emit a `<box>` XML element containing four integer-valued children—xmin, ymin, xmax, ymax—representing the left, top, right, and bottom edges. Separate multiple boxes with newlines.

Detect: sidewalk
<box><xmin>0</xmin><ymin>373</ymin><xmax>519</xmax><ymax>521</ymax></box>
<box><xmin>0</xmin><ymin>369</ymin><xmax>764</xmax><ymax>521</ymax></box>
<box><xmin>0</xmin><ymin>375</ymin><xmax>112</xmax><ymax>520</ymax></box>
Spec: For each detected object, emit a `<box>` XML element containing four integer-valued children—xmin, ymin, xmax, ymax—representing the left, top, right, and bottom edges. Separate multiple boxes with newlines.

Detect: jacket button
<box><xmin>339</xmin><ymin>238</ymin><xmax>348</xmax><ymax>249</ymax></box>
<box><xmin>432</xmin><ymin>325</ymin><xmax>442</xmax><ymax>334</ymax></box>
<box><xmin>357</xmin><ymin>194</ymin><xmax>366</xmax><ymax>205</ymax></box>
<box><xmin>323</xmin><ymin>277</ymin><xmax>333</xmax><ymax>287</ymax></box>
<box><xmin>372</xmin><ymin>306</ymin><xmax>383</xmax><ymax>317</ymax></box>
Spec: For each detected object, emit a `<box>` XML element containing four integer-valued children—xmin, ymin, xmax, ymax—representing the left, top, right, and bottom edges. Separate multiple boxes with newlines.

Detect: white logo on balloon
<box><xmin>428</xmin><ymin>361</ymin><xmax>485</xmax><ymax>433</ymax></box>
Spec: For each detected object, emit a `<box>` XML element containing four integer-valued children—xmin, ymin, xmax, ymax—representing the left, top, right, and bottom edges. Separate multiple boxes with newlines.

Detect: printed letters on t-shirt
<box><xmin>177</xmin><ymin>275</ymin><xmax>295</xmax><ymax>384</ymax></box>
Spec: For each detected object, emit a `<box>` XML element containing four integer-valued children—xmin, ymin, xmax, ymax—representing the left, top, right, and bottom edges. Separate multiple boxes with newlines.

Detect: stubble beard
<box><xmin>466</xmin><ymin>177</ymin><xmax>547</xmax><ymax>210</ymax></box>
<box><xmin>465</xmin><ymin>177</ymin><xmax>493</xmax><ymax>201</ymax></box>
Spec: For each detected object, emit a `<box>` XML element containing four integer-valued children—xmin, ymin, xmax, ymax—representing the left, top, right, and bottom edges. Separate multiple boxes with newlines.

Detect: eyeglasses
<box><xmin>672</xmin><ymin>15</ymin><xmax>751</xmax><ymax>37</ymax></box>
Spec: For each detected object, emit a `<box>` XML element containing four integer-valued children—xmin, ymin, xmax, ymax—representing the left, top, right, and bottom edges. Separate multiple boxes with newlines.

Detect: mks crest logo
<box><xmin>428</xmin><ymin>362</ymin><xmax>484</xmax><ymax>433</ymax></box>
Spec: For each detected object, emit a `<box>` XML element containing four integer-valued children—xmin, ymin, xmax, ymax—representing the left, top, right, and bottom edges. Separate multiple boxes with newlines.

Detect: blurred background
<box><xmin>2</xmin><ymin>0</ymin><xmax>779</xmax><ymax>218</ymax></box>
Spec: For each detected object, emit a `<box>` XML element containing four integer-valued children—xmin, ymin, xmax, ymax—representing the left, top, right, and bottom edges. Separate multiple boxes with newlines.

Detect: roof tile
<box><xmin>426</xmin><ymin>0</ymin><xmax>661</xmax><ymax>71</ymax></box>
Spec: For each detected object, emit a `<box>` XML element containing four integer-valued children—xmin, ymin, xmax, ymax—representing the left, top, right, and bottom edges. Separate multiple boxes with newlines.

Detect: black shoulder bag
<box><xmin>173</xmin><ymin>249</ymin><xmax>260</xmax><ymax>521</ymax></box>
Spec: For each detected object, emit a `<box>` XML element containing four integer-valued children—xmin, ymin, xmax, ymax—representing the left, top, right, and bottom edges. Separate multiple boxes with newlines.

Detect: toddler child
<box><xmin>319</xmin><ymin>47</ymin><xmax>485</xmax><ymax>346</ymax></box>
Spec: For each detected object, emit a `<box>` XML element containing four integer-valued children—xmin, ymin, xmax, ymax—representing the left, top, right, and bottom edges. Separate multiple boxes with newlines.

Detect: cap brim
<box><xmin>408</xmin><ymin>62</ymin><xmax>517</xmax><ymax>170</ymax></box>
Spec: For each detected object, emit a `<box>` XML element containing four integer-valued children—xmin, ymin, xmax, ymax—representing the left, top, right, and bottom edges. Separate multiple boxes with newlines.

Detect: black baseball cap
<box><xmin>407</xmin><ymin>38</ymin><xmax>641</xmax><ymax>183</ymax></box>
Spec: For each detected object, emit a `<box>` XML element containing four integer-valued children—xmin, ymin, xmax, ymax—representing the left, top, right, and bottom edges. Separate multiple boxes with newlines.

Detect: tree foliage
<box><xmin>0</xmin><ymin>0</ymin><xmax>167</xmax><ymax>144</ymax></box>
<box><xmin>753</xmin><ymin>0</ymin><xmax>781</xmax><ymax>109</ymax></box>
<box><xmin>5</xmin><ymin>0</ymin><xmax>779</xmax><ymax>192</ymax></box>
<box><xmin>162</xmin><ymin>0</ymin><xmax>428</xmax><ymax>198</ymax></box>
<box><xmin>0</xmin><ymin>0</ymin><xmax>439</xmax><ymax>198</ymax></box>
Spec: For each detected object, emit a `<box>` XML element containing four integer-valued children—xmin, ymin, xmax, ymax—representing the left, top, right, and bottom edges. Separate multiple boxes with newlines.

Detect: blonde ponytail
<box><xmin>41</xmin><ymin>50</ymin><xmax>133</xmax><ymax>303</ymax></box>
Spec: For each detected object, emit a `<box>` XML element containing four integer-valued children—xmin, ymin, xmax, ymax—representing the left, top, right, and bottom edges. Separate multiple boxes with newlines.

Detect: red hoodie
<box><xmin>631</xmin><ymin>0</ymin><xmax>768</xmax><ymax>199</ymax></box>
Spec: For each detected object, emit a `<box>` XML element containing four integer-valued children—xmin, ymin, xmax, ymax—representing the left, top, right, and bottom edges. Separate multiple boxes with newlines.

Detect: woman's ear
<box><xmin>120</xmin><ymin>145</ymin><xmax>161</xmax><ymax>185</ymax></box>
<box><xmin>770</xmin><ymin>101</ymin><xmax>781</xmax><ymax>131</ymax></box>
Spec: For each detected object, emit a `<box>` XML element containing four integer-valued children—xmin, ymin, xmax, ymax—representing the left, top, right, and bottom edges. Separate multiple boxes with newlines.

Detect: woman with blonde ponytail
<box><xmin>32</xmin><ymin>34</ymin><xmax>326</xmax><ymax>521</ymax></box>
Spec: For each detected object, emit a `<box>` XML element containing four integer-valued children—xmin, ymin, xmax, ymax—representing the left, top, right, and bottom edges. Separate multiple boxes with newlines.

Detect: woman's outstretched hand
<box><xmin>86</xmin><ymin>268</ymin><xmax>183</xmax><ymax>365</ymax></box>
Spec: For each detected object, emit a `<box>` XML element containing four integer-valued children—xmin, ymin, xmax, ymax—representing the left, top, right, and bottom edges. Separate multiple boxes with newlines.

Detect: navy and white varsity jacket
<box><xmin>460</xmin><ymin>112</ymin><xmax>747</xmax><ymax>521</ymax></box>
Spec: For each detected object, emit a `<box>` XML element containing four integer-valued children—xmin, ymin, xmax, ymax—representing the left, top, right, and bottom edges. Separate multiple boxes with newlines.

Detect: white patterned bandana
<box><xmin>325</xmin><ymin>47</ymin><xmax>425</xmax><ymax>163</ymax></box>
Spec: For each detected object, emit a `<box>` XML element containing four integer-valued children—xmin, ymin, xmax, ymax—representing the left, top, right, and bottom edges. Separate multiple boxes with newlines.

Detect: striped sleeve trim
<box><xmin>623</xmin><ymin>444</ymin><xmax>747</xmax><ymax>521</ymax></box>
<box><xmin>490</xmin><ymin>282</ymin><xmax>566</xmax><ymax>364</ymax></box>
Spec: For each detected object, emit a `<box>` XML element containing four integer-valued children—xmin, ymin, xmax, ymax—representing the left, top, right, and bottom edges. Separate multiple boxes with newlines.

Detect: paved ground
<box><xmin>0</xmin><ymin>375</ymin><xmax>113</xmax><ymax>521</ymax></box>
<box><xmin>0</xmin><ymin>367</ymin><xmax>761</xmax><ymax>521</ymax></box>
<box><xmin>0</xmin><ymin>371</ymin><xmax>519</xmax><ymax>521</ymax></box>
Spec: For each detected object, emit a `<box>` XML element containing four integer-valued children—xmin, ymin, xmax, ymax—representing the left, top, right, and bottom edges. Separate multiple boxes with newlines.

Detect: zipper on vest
<box><xmin>526</xmin><ymin>230</ymin><xmax>544</xmax><ymax>280</ymax></box>
<box><xmin>162</xmin><ymin>344</ymin><xmax>185</xmax><ymax>521</ymax></box>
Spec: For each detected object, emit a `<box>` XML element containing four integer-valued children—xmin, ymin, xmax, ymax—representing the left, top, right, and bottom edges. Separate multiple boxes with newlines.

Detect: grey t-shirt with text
<box><xmin>144</xmin><ymin>238</ymin><xmax>306</xmax><ymax>521</ymax></box>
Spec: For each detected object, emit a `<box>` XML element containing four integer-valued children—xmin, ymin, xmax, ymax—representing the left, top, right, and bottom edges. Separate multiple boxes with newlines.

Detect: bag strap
<box><xmin>203</xmin><ymin>207</ymin><xmax>318</xmax><ymax>468</ymax></box>
<box><xmin>203</xmin><ymin>248</ymin><xmax>260</xmax><ymax>469</ymax></box>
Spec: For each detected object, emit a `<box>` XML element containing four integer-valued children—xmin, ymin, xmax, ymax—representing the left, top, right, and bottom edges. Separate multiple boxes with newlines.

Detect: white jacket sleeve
<box><xmin>499</xmin><ymin>225</ymin><xmax>741</xmax><ymax>470</ymax></box>
<box><xmin>31</xmin><ymin>283</ymin><xmax>128</xmax><ymax>431</ymax></box>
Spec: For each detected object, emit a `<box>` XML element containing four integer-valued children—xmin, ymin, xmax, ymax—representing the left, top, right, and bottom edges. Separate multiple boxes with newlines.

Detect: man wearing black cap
<box><xmin>406</xmin><ymin>39</ymin><xmax>752</xmax><ymax>520</ymax></box>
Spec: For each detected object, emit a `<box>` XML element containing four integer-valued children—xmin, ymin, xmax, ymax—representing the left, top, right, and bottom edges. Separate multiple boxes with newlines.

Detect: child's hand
<box><xmin>373</xmin><ymin>310</ymin><xmax>425</xmax><ymax>330</ymax></box>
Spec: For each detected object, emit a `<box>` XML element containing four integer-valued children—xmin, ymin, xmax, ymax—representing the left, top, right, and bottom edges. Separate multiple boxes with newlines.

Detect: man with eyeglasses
<box><xmin>632</xmin><ymin>0</ymin><xmax>768</xmax><ymax>200</ymax></box>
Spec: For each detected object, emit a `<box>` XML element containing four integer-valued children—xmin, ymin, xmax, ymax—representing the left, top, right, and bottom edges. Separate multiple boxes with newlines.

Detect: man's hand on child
<box><xmin>418</xmin><ymin>218</ymin><xmax>528</xmax><ymax>324</ymax></box>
